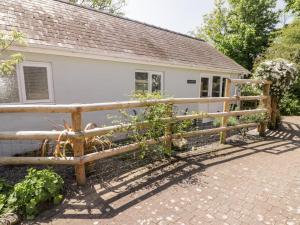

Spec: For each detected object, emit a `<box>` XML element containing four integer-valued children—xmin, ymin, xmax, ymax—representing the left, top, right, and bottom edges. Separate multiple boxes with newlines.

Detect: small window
<box><xmin>135</xmin><ymin>72</ymin><xmax>148</xmax><ymax>93</ymax></box>
<box><xmin>151</xmin><ymin>74</ymin><xmax>161</xmax><ymax>92</ymax></box>
<box><xmin>0</xmin><ymin>71</ymin><xmax>20</xmax><ymax>103</ymax></box>
<box><xmin>200</xmin><ymin>77</ymin><xmax>209</xmax><ymax>97</ymax></box>
<box><xmin>20</xmin><ymin>62</ymin><xmax>54</xmax><ymax>103</ymax></box>
<box><xmin>135</xmin><ymin>71</ymin><xmax>163</xmax><ymax>93</ymax></box>
<box><xmin>212</xmin><ymin>76</ymin><xmax>221</xmax><ymax>97</ymax></box>
<box><xmin>23</xmin><ymin>66</ymin><xmax>49</xmax><ymax>100</ymax></box>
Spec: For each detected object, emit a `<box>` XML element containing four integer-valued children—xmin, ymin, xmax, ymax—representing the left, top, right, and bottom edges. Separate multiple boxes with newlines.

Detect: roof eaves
<box><xmin>13</xmin><ymin>44</ymin><xmax>247</xmax><ymax>74</ymax></box>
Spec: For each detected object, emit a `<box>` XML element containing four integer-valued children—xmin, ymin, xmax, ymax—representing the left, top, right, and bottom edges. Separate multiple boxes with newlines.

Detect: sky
<box><xmin>124</xmin><ymin>0</ymin><xmax>287</xmax><ymax>35</ymax></box>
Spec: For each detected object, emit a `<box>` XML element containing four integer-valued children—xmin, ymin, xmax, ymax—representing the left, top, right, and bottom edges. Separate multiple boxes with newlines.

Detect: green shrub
<box><xmin>240</xmin><ymin>112</ymin><xmax>268</xmax><ymax>123</ymax></box>
<box><xmin>240</xmin><ymin>85</ymin><xmax>261</xmax><ymax>109</ymax></box>
<box><xmin>213</xmin><ymin>117</ymin><xmax>239</xmax><ymax>127</ymax></box>
<box><xmin>279</xmin><ymin>93</ymin><xmax>300</xmax><ymax>115</ymax></box>
<box><xmin>3</xmin><ymin>168</ymin><xmax>64</xmax><ymax>219</ymax></box>
<box><xmin>0</xmin><ymin>180</ymin><xmax>12</xmax><ymax>214</ymax></box>
<box><xmin>116</xmin><ymin>92</ymin><xmax>193</xmax><ymax>157</ymax></box>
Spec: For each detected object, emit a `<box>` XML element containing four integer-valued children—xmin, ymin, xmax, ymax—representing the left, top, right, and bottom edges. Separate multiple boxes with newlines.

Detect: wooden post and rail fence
<box><xmin>0</xmin><ymin>79</ymin><xmax>271</xmax><ymax>185</ymax></box>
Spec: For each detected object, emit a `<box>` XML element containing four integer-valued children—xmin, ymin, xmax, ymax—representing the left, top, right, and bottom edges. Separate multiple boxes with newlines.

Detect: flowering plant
<box><xmin>254</xmin><ymin>59</ymin><xmax>298</xmax><ymax>99</ymax></box>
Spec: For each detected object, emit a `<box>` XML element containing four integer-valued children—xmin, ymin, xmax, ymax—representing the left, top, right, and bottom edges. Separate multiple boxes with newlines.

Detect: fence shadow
<box><xmin>34</xmin><ymin>121</ymin><xmax>300</xmax><ymax>223</ymax></box>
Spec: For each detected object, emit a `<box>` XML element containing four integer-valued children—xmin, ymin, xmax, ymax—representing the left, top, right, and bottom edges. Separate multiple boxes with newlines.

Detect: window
<box><xmin>135</xmin><ymin>72</ymin><xmax>148</xmax><ymax>93</ymax></box>
<box><xmin>151</xmin><ymin>74</ymin><xmax>162</xmax><ymax>92</ymax></box>
<box><xmin>200</xmin><ymin>77</ymin><xmax>209</xmax><ymax>97</ymax></box>
<box><xmin>199</xmin><ymin>76</ymin><xmax>229</xmax><ymax>98</ymax></box>
<box><xmin>0</xmin><ymin>62</ymin><xmax>54</xmax><ymax>104</ymax></box>
<box><xmin>135</xmin><ymin>71</ymin><xmax>162</xmax><ymax>93</ymax></box>
<box><xmin>23</xmin><ymin>66</ymin><xmax>49</xmax><ymax>100</ymax></box>
<box><xmin>20</xmin><ymin>62</ymin><xmax>54</xmax><ymax>103</ymax></box>
<box><xmin>212</xmin><ymin>76</ymin><xmax>221</xmax><ymax>97</ymax></box>
<box><xmin>221</xmin><ymin>77</ymin><xmax>227</xmax><ymax>97</ymax></box>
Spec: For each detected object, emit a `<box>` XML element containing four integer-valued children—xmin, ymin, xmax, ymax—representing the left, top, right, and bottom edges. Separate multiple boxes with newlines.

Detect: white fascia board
<box><xmin>11</xmin><ymin>45</ymin><xmax>246</xmax><ymax>75</ymax></box>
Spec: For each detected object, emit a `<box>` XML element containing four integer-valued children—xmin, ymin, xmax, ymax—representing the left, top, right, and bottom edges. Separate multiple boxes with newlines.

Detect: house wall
<box><xmin>0</xmin><ymin>52</ymin><xmax>239</xmax><ymax>156</ymax></box>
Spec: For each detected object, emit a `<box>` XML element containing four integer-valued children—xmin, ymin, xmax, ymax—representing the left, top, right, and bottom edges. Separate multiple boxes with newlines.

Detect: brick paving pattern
<box><xmin>32</xmin><ymin>117</ymin><xmax>300</xmax><ymax>225</ymax></box>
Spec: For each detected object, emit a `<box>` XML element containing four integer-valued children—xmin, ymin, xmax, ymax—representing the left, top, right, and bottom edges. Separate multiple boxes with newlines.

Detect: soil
<box><xmin>0</xmin><ymin>128</ymin><xmax>246</xmax><ymax>198</ymax></box>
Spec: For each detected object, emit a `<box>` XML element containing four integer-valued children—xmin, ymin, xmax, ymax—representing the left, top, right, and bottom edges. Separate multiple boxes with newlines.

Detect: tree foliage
<box><xmin>69</xmin><ymin>0</ymin><xmax>126</xmax><ymax>15</ymax></box>
<box><xmin>261</xmin><ymin>19</ymin><xmax>300</xmax><ymax>115</ymax></box>
<box><xmin>262</xmin><ymin>19</ymin><xmax>300</xmax><ymax>66</ymax></box>
<box><xmin>196</xmin><ymin>0</ymin><xmax>280</xmax><ymax>71</ymax></box>
<box><xmin>0</xmin><ymin>31</ymin><xmax>25</xmax><ymax>75</ymax></box>
<box><xmin>285</xmin><ymin>0</ymin><xmax>300</xmax><ymax>14</ymax></box>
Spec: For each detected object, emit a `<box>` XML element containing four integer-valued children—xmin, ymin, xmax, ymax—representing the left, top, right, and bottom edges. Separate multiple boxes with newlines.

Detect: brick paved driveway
<box><xmin>33</xmin><ymin>117</ymin><xmax>300</xmax><ymax>225</ymax></box>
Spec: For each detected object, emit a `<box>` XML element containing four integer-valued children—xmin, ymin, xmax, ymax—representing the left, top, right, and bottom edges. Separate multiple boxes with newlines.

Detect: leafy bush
<box><xmin>213</xmin><ymin>117</ymin><xmax>239</xmax><ymax>127</ymax></box>
<box><xmin>254</xmin><ymin>59</ymin><xmax>298</xmax><ymax>129</ymax></box>
<box><xmin>240</xmin><ymin>112</ymin><xmax>268</xmax><ymax>123</ymax></box>
<box><xmin>254</xmin><ymin>59</ymin><xmax>298</xmax><ymax>98</ymax></box>
<box><xmin>240</xmin><ymin>85</ymin><xmax>261</xmax><ymax>109</ymax></box>
<box><xmin>0</xmin><ymin>180</ymin><xmax>12</xmax><ymax>214</ymax></box>
<box><xmin>1</xmin><ymin>169</ymin><xmax>64</xmax><ymax>219</ymax></box>
<box><xmin>279</xmin><ymin>93</ymin><xmax>300</xmax><ymax>115</ymax></box>
<box><xmin>116</xmin><ymin>92</ymin><xmax>193</xmax><ymax>157</ymax></box>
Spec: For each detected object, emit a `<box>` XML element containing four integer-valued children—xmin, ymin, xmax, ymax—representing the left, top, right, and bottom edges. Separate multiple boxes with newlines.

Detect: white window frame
<box><xmin>199</xmin><ymin>75</ymin><xmax>231</xmax><ymax>98</ymax></box>
<box><xmin>18</xmin><ymin>61</ymin><xmax>54</xmax><ymax>104</ymax></box>
<box><xmin>199</xmin><ymin>75</ymin><xmax>211</xmax><ymax>97</ymax></box>
<box><xmin>211</xmin><ymin>75</ymin><xmax>223</xmax><ymax>97</ymax></box>
<box><xmin>135</xmin><ymin>70</ymin><xmax>164</xmax><ymax>94</ymax></box>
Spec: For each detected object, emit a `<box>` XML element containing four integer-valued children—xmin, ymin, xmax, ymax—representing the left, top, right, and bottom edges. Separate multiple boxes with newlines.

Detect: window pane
<box><xmin>212</xmin><ymin>76</ymin><xmax>221</xmax><ymax>97</ymax></box>
<box><xmin>200</xmin><ymin>77</ymin><xmax>209</xmax><ymax>97</ymax></box>
<box><xmin>222</xmin><ymin>78</ymin><xmax>227</xmax><ymax>97</ymax></box>
<box><xmin>23</xmin><ymin>66</ymin><xmax>49</xmax><ymax>100</ymax></box>
<box><xmin>0</xmin><ymin>72</ymin><xmax>20</xmax><ymax>103</ymax></box>
<box><xmin>152</xmin><ymin>74</ymin><xmax>161</xmax><ymax>92</ymax></box>
<box><xmin>135</xmin><ymin>72</ymin><xmax>148</xmax><ymax>93</ymax></box>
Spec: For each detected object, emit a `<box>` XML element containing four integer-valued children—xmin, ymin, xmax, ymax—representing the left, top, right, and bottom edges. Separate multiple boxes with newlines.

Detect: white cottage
<box><xmin>0</xmin><ymin>0</ymin><xmax>248</xmax><ymax>155</ymax></box>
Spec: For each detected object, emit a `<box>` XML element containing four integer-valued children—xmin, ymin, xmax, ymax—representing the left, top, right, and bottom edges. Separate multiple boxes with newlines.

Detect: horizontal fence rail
<box><xmin>0</xmin><ymin>108</ymin><xmax>267</xmax><ymax>141</ymax></box>
<box><xmin>231</xmin><ymin>79</ymin><xmax>272</xmax><ymax>85</ymax></box>
<box><xmin>0</xmin><ymin>79</ymin><xmax>271</xmax><ymax>185</ymax></box>
<box><xmin>0</xmin><ymin>96</ymin><xmax>267</xmax><ymax>113</ymax></box>
<box><xmin>0</xmin><ymin>123</ymin><xmax>258</xmax><ymax>166</ymax></box>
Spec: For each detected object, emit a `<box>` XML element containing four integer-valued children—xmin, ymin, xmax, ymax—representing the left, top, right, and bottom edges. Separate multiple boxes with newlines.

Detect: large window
<box><xmin>135</xmin><ymin>71</ymin><xmax>163</xmax><ymax>93</ymax></box>
<box><xmin>200</xmin><ymin>77</ymin><xmax>209</xmax><ymax>97</ymax></box>
<box><xmin>200</xmin><ymin>75</ymin><xmax>228</xmax><ymax>98</ymax></box>
<box><xmin>0</xmin><ymin>62</ymin><xmax>54</xmax><ymax>104</ymax></box>
<box><xmin>212</xmin><ymin>76</ymin><xmax>221</xmax><ymax>97</ymax></box>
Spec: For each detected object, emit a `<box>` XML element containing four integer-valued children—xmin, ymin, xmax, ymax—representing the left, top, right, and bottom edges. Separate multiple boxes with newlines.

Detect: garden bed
<box><xmin>0</xmin><ymin>128</ymin><xmax>249</xmax><ymax>197</ymax></box>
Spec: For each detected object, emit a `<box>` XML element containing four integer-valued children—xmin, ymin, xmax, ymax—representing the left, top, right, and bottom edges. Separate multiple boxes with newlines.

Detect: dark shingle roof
<box><xmin>0</xmin><ymin>0</ymin><xmax>248</xmax><ymax>74</ymax></box>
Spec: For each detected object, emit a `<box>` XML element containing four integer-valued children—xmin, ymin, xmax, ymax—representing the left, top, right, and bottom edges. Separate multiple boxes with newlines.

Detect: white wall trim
<box><xmin>11</xmin><ymin>45</ymin><xmax>246</xmax><ymax>76</ymax></box>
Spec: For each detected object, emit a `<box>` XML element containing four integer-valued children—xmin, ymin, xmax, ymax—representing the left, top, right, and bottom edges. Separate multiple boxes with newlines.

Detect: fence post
<box><xmin>165</xmin><ymin>103</ymin><xmax>173</xmax><ymax>155</ymax></box>
<box><xmin>71</xmin><ymin>110</ymin><xmax>86</xmax><ymax>185</ymax></box>
<box><xmin>258</xmin><ymin>83</ymin><xmax>271</xmax><ymax>136</ymax></box>
<box><xmin>220</xmin><ymin>79</ymin><xmax>231</xmax><ymax>144</ymax></box>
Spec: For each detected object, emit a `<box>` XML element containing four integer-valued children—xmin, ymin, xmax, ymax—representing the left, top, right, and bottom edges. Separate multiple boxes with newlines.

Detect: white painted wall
<box><xmin>0</xmin><ymin>52</ymin><xmax>239</xmax><ymax>155</ymax></box>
